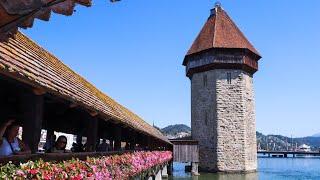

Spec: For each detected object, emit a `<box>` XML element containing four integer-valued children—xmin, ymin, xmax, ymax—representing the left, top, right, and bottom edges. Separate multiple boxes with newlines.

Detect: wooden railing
<box><xmin>0</xmin><ymin>150</ymin><xmax>135</xmax><ymax>165</ymax></box>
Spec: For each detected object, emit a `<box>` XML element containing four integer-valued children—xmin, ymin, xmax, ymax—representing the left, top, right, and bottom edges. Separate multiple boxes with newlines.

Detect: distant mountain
<box><xmin>161</xmin><ymin>124</ymin><xmax>191</xmax><ymax>139</ymax></box>
<box><xmin>255</xmin><ymin>132</ymin><xmax>320</xmax><ymax>151</ymax></box>
<box><xmin>312</xmin><ymin>133</ymin><xmax>320</xmax><ymax>137</ymax></box>
<box><xmin>161</xmin><ymin>124</ymin><xmax>320</xmax><ymax>151</ymax></box>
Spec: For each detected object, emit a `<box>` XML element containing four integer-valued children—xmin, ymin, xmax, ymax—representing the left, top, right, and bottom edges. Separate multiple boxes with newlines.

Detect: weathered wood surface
<box><xmin>86</xmin><ymin>116</ymin><xmax>98</xmax><ymax>152</ymax></box>
<box><xmin>21</xmin><ymin>90</ymin><xmax>44</xmax><ymax>154</ymax></box>
<box><xmin>0</xmin><ymin>0</ymin><xmax>92</xmax><ymax>40</ymax></box>
<box><xmin>171</xmin><ymin>140</ymin><xmax>199</xmax><ymax>163</ymax></box>
<box><xmin>114</xmin><ymin>126</ymin><xmax>122</xmax><ymax>151</ymax></box>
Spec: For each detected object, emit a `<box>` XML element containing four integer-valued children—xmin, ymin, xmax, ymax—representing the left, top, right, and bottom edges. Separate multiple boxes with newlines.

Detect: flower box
<box><xmin>0</xmin><ymin>151</ymin><xmax>172</xmax><ymax>180</ymax></box>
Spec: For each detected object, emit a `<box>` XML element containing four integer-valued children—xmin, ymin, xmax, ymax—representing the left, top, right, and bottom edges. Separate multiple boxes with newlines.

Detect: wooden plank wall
<box><xmin>173</xmin><ymin>144</ymin><xmax>199</xmax><ymax>162</ymax></box>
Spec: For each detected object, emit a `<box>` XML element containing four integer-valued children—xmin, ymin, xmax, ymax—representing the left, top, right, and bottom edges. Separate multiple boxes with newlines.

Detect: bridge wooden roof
<box><xmin>0</xmin><ymin>0</ymin><xmax>118</xmax><ymax>41</ymax></box>
<box><xmin>0</xmin><ymin>31</ymin><xmax>170</xmax><ymax>144</ymax></box>
<box><xmin>183</xmin><ymin>4</ymin><xmax>261</xmax><ymax>65</ymax></box>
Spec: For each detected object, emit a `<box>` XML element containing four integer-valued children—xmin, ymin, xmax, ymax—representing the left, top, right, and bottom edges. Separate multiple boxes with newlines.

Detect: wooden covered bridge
<box><xmin>0</xmin><ymin>1</ymin><xmax>173</xmax><ymax>179</ymax></box>
<box><xmin>0</xmin><ymin>0</ymin><xmax>173</xmax><ymax>156</ymax></box>
<box><xmin>0</xmin><ymin>31</ymin><xmax>172</xmax><ymax>161</ymax></box>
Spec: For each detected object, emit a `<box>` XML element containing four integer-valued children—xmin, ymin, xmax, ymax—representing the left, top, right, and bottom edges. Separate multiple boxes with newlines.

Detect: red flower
<box><xmin>29</xmin><ymin>169</ymin><xmax>38</xmax><ymax>175</ymax></box>
<box><xmin>87</xmin><ymin>172</ymin><xmax>93</xmax><ymax>177</ymax></box>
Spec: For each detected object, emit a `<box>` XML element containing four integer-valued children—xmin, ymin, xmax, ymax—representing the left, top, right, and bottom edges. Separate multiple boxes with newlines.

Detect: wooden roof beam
<box><xmin>89</xmin><ymin>111</ymin><xmax>98</xmax><ymax>117</ymax></box>
<box><xmin>32</xmin><ymin>87</ymin><xmax>46</xmax><ymax>96</ymax></box>
<box><xmin>0</xmin><ymin>0</ymin><xmax>121</xmax><ymax>40</ymax></box>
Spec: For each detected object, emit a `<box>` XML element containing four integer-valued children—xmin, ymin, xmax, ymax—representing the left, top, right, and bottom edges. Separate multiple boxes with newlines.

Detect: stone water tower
<box><xmin>183</xmin><ymin>3</ymin><xmax>262</xmax><ymax>172</ymax></box>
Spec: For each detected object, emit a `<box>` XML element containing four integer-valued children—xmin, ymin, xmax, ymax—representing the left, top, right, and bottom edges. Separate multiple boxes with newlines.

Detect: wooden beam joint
<box><xmin>89</xmin><ymin>111</ymin><xmax>98</xmax><ymax>117</ymax></box>
<box><xmin>32</xmin><ymin>88</ymin><xmax>46</xmax><ymax>96</ymax></box>
<box><xmin>69</xmin><ymin>102</ymin><xmax>78</xmax><ymax>108</ymax></box>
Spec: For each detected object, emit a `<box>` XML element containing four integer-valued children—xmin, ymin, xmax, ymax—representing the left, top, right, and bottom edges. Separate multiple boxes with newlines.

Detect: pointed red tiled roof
<box><xmin>184</xmin><ymin>4</ymin><xmax>260</xmax><ymax>63</ymax></box>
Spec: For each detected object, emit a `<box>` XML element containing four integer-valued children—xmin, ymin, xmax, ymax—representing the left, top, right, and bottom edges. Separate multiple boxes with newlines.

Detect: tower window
<box><xmin>227</xmin><ymin>72</ymin><xmax>232</xmax><ymax>84</ymax></box>
<box><xmin>203</xmin><ymin>74</ymin><xmax>207</xmax><ymax>87</ymax></box>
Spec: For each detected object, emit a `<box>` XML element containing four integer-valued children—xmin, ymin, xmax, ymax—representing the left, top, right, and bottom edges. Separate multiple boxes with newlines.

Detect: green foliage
<box><xmin>0</xmin><ymin>162</ymin><xmax>17</xmax><ymax>179</ymax></box>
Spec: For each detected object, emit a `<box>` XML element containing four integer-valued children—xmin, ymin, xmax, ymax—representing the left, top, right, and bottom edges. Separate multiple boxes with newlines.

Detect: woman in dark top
<box><xmin>47</xmin><ymin>135</ymin><xmax>70</xmax><ymax>153</ymax></box>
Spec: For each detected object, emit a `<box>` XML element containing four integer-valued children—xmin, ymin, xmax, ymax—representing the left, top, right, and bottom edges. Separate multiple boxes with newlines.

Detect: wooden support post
<box><xmin>86</xmin><ymin>117</ymin><xmax>98</xmax><ymax>152</ymax></box>
<box><xmin>161</xmin><ymin>165</ymin><xmax>169</xmax><ymax>179</ymax></box>
<box><xmin>191</xmin><ymin>162</ymin><xmax>200</xmax><ymax>176</ymax></box>
<box><xmin>114</xmin><ymin>126</ymin><xmax>122</xmax><ymax>151</ymax></box>
<box><xmin>137</xmin><ymin>133</ymin><xmax>146</xmax><ymax>150</ymax></box>
<box><xmin>147</xmin><ymin>136</ymin><xmax>152</xmax><ymax>150</ymax></box>
<box><xmin>107</xmin><ymin>138</ymin><xmax>113</xmax><ymax>151</ymax></box>
<box><xmin>167</xmin><ymin>160</ymin><xmax>173</xmax><ymax>176</ymax></box>
<box><xmin>109</xmin><ymin>139</ymin><xmax>114</xmax><ymax>151</ymax></box>
<box><xmin>150</xmin><ymin>138</ymin><xmax>158</xmax><ymax>150</ymax></box>
<box><xmin>46</xmin><ymin>129</ymin><xmax>54</xmax><ymax>143</ymax></box>
<box><xmin>129</xmin><ymin>131</ymin><xmax>137</xmax><ymax>150</ymax></box>
<box><xmin>21</xmin><ymin>91</ymin><xmax>44</xmax><ymax>153</ymax></box>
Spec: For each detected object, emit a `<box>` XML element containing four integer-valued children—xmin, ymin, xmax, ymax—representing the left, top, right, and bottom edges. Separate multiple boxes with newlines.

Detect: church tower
<box><xmin>183</xmin><ymin>3</ymin><xmax>261</xmax><ymax>172</ymax></box>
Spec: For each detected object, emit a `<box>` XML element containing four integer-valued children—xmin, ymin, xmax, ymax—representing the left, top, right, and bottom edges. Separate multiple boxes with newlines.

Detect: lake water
<box><xmin>171</xmin><ymin>157</ymin><xmax>320</xmax><ymax>180</ymax></box>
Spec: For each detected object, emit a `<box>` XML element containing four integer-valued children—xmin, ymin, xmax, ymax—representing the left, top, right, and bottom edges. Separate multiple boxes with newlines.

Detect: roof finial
<box><xmin>215</xmin><ymin>1</ymin><xmax>222</xmax><ymax>8</ymax></box>
<box><xmin>210</xmin><ymin>1</ymin><xmax>222</xmax><ymax>16</ymax></box>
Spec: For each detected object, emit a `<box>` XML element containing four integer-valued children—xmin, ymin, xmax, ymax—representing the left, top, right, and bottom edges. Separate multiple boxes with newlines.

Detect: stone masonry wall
<box><xmin>243</xmin><ymin>72</ymin><xmax>258</xmax><ymax>171</ymax></box>
<box><xmin>191</xmin><ymin>70</ymin><xmax>217</xmax><ymax>171</ymax></box>
<box><xmin>191</xmin><ymin>69</ymin><xmax>257</xmax><ymax>172</ymax></box>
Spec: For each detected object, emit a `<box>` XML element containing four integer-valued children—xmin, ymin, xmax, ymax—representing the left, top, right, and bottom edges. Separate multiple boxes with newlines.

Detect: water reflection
<box><xmin>194</xmin><ymin>173</ymin><xmax>258</xmax><ymax>180</ymax></box>
<box><xmin>172</xmin><ymin>158</ymin><xmax>320</xmax><ymax>180</ymax></box>
<box><xmin>171</xmin><ymin>163</ymin><xmax>258</xmax><ymax>180</ymax></box>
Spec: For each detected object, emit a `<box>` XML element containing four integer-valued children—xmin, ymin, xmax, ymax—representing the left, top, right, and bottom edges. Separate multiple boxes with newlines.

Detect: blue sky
<box><xmin>22</xmin><ymin>1</ymin><xmax>320</xmax><ymax>137</ymax></box>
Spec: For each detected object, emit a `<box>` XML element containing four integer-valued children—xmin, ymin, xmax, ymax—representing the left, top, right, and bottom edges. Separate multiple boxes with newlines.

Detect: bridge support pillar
<box><xmin>161</xmin><ymin>165</ymin><xmax>168</xmax><ymax>179</ymax></box>
<box><xmin>147</xmin><ymin>175</ymin><xmax>154</xmax><ymax>180</ymax></box>
<box><xmin>167</xmin><ymin>161</ymin><xmax>173</xmax><ymax>176</ymax></box>
<box><xmin>155</xmin><ymin>168</ymin><xmax>162</xmax><ymax>180</ymax></box>
<box><xmin>191</xmin><ymin>162</ymin><xmax>200</xmax><ymax>176</ymax></box>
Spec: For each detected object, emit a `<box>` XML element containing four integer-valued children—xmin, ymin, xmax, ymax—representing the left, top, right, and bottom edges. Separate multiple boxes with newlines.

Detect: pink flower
<box><xmin>15</xmin><ymin>169</ymin><xmax>26</xmax><ymax>177</ymax></box>
<box><xmin>29</xmin><ymin>169</ymin><xmax>38</xmax><ymax>175</ymax></box>
<box><xmin>2</xmin><ymin>151</ymin><xmax>173</xmax><ymax>179</ymax></box>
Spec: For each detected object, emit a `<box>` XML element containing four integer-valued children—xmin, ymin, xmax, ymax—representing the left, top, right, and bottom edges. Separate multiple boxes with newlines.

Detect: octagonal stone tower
<box><xmin>183</xmin><ymin>3</ymin><xmax>262</xmax><ymax>173</ymax></box>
